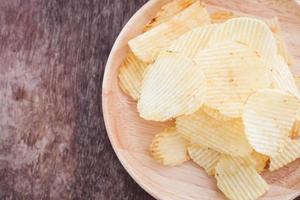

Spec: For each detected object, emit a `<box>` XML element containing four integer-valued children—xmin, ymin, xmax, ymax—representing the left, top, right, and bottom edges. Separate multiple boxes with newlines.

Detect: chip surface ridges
<box><xmin>129</xmin><ymin>1</ymin><xmax>210</xmax><ymax>63</ymax></box>
<box><xmin>176</xmin><ymin>109</ymin><xmax>252</xmax><ymax>156</ymax></box>
<box><xmin>138</xmin><ymin>52</ymin><xmax>206</xmax><ymax>121</ymax></box>
<box><xmin>118</xmin><ymin>51</ymin><xmax>148</xmax><ymax>100</ymax></box>
<box><xmin>243</xmin><ymin>89</ymin><xmax>300</xmax><ymax>156</ymax></box>
<box><xmin>149</xmin><ymin>128</ymin><xmax>190</xmax><ymax>166</ymax></box>
<box><xmin>188</xmin><ymin>144</ymin><xmax>220</xmax><ymax>175</ymax></box>
<box><xmin>215</xmin><ymin>155</ymin><xmax>269</xmax><ymax>200</ymax></box>
<box><xmin>269</xmin><ymin>138</ymin><xmax>300</xmax><ymax>171</ymax></box>
<box><xmin>208</xmin><ymin>17</ymin><xmax>277</xmax><ymax>59</ymax></box>
<box><xmin>195</xmin><ymin>41</ymin><xmax>271</xmax><ymax>118</ymax></box>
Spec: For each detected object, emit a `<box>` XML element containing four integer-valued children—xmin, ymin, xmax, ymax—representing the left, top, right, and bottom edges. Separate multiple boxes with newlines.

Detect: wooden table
<box><xmin>0</xmin><ymin>0</ymin><xmax>298</xmax><ymax>199</ymax></box>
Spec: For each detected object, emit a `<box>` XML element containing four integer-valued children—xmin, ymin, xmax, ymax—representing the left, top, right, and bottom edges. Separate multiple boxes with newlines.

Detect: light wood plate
<box><xmin>102</xmin><ymin>0</ymin><xmax>300</xmax><ymax>199</ymax></box>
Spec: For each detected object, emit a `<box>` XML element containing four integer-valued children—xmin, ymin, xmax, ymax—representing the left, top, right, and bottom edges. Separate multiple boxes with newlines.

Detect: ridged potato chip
<box><xmin>269</xmin><ymin>138</ymin><xmax>300</xmax><ymax>171</ymax></box>
<box><xmin>129</xmin><ymin>2</ymin><xmax>210</xmax><ymax>63</ymax></box>
<box><xmin>195</xmin><ymin>41</ymin><xmax>271</xmax><ymax>118</ymax></box>
<box><xmin>208</xmin><ymin>17</ymin><xmax>277</xmax><ymax>59</ymax></box>
<box><xmin>150</xmin><ymin>128</ymin><xmax>189</xmax><ymax>166</ymax></box>
<box><xmin>144</xmin><ymin>0</ymin><xmax>197</xmax><ymax>31</ymax></box>
<box><xmin>176</xmin><ymin>109</ymin><xmax>252</xmax><ymax>156</ymax></box>
<box><xmin>243</xmin><ymin>89</ymin><xmax>300</xmax><ymax>156</ymax></box>
<box><xmin>168</xmin><ymin>24</ymin><xmax>217</xmax><ymax>58</ymax></box>
<box><xmin>250</xmin><ymin>151</ymin><xmax>269</xmax><ymax>173</ymax></box>
<box><xmin>118</xmin><ymin>51</ymin><xmax>148</xmax><ymax>100</ymax></box>
<box><xmin>210</xmin><ymin>10</ymin><xmax>235</xmax><ymax>24</ymax></box>
<box><xmin>264</xmin><ymin>17</ymin><xmax>293</xmax><ymax>66</ymax></box>
<box><xmin>188</xmin><ymin>144</ymin><xmax>220</xmax><ymax>175</ymax></box>
<box><xmin>215</xmin><ymin>155</ymin><xmax>269</xmax><ymax>200</ymax></box>
<box><xmin>268</xmin><ymin>55</ymin><xmax>300</xmax><ymax>98</ymax></box>
<box><xmin>138</xmin><ymin>52</ymin><xmax>206</xmax><ymax>121</ymax></box>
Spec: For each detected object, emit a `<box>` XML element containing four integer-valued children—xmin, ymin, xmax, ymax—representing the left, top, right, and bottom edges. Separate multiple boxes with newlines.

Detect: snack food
<box><xmin>117</xmin><ymin>2</ymin><xmax>299</xmax><ymax>199</ymax></box>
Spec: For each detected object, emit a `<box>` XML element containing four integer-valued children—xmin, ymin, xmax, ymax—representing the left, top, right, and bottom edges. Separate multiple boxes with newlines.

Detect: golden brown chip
<box><xmin>269</xmin><ymin>138</ymin><xmax>300</xmax><ymax>171</ymax></box>
<box><xmin>188</xmin><ymin>144</ymin><xmax>220</xmax><ymax>176</ymax></box>
<box><xmin>118</xmin><ymin>51</ymin><xmax>148</xmax><ymax>100</ymax></box>
<box><xmin>150</xmin><ymin>128</ymin><xmax>190</xmax><ymax>166</ymax></box>
<box><xmin>215</xmin><ymin>155</ymin><xmax>269</xmax><ymax>200</ymax></box>
<box><xmin>176</xmin><ymin>109</ymin><xmax>252</xmax><ymax>156</ymax></box>
<box><xmin>129</xmin><ymin>1</ymin><xmax>210</xmax><ymax>63</ymax></box>
<box><xmin>250</xmin><ymin>151</ymin><xmax>269</xmax><ymax>173</ymax></box>
<box><xmin>144</xmin><ymin>0</ymin><xmax>197</xmax><ymax>31</ymax></box>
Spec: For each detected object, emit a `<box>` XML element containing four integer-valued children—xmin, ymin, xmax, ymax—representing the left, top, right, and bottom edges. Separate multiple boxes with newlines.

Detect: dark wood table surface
<box><xmin>0</xmin><ymin>0</ymin><xmax>299</xmax><ymax>199</ymax></box>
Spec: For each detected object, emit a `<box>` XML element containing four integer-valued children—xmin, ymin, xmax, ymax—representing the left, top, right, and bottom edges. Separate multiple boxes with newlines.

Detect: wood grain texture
<box><xmin>103</xmin><ymin>0</ymin><xmax>300</xmax><ymax>200</ymax></box>
<box><xmin>0</xmin><ymin>0</ymin><xmax>153</xmax><ymax>199</ymax></box>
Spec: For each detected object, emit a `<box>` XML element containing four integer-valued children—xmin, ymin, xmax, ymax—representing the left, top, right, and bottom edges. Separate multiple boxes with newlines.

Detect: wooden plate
<box><xmin>102</xmin><ymin>0</ymin><xmax>300</xmax><ymax>199</ymax></box>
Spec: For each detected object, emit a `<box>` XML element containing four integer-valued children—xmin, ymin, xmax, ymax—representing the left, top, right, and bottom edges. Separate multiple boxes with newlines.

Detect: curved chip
<box><xmin>291</xmin><ymin>110</ymin><xmax>300</xmax><ymax>139</ymax></box>
<box><xmin>208</xmin><ymin>17</ymin><xmax>277</xmax><ymax>59</ymax></box>
<box><xmin>215</xmin><ymin>155</ymin><xmax>269</xmax><ymax>200</ymax></box>
<box><xmin>195</xmin><ymin>41</ymin><xmax>271</xmax><ymax>118</ymax></box>
<box><xmin>176</xmin><ymin>109</ymin><xmax>252</xmax><ymax>156</ymax></box>
<box><xmin>168</xmin><ymin>24</ymin><xmax>217</xmax><ymax>58</ymax></box>
<box><xmin>150</xmin><ymin>128</ymin><xmax>189</xmax><ymax>166</ymax></box>
<box><xmin>243</xmin><ymin>89</ymin><xmax>300</xmax><ymax>156</ymax></box>
<box><xmin>202</xmin><ymin>105</ymin><xmax>232</xmax><ymax>121</ymax></box>
<box><xmin>129</xmin><ymin>1</ymin><xmax>210</xmax><ymax>63</ymax></box>
<box><xmin>250</xmin><ymin>151</ymin><xmax>269</xmax><ymax>173</ymax></box>
<box><xmin>144</xmin><ymin>0</ymin><xmax>197</xmax><ymax>31</ymax></box>
<box><xmin>264</xmin><ymin>17</ymin><xmax>293</xmax><ymax>66</ymax></box>
<box><xmin>268</xmin><ymin>55</ymin><xmax>300</xmax><ymax>98</ymax></box>
<box><xmin>188</xmin><ymin>144</ymin><xmax>220</xmax><ymax>175</ymax></box>
<box><xmin>118</xmin><ymin>51</ymin><xmax>148</xmax><ymax>100</ymax></box>
<box><xmin>138</xmin><ymin>52</ymin><xmax>206</xmax><ymax>121</ymax></box>
<box><xmin>269</xmin><ymin>138</ymin><xmax>300</xmax><ymax>171</ymax></box>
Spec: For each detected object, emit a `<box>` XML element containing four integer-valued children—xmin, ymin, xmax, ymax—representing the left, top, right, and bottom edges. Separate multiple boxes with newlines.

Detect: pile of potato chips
<box><xmin>118</xmin><ymin>0</ymin><xmax>300</xmax><ymax>199</ymax></box>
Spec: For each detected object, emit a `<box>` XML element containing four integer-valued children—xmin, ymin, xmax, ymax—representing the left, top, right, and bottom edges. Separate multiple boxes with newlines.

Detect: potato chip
<box><xmin>150</xmin><ymin>128</ymin><xmax>189</xmax><ymax>166</ymax></box>
<box><xmin>167</xmin><ymin>24</ymin><xmax>217</xmax><ymax>58</ymax></box>
<box><xmin>269</xmin><ymin>138</ymin><xmax>300</xmax><ymax>171</ymax></box>
<box><xmin>188</xmin><ymin>144</ymin><xmax>220</xmax><ymax>175</ymax></box>
<box><xmin>176</xmin><ymin>109</ymin><xmax>252</xmax><ymax>156</ymax></box>
<box><xmin>267</xmin><ymin>55</ymin><xmax>300</xmax><ymax>98</ymax></box>
<box><xmin>215</xmin><ymin>155</ymin><xmax>269</xmax><ymax>200</ymax></box>
<box><xmin>208</xmin><ymin>17</ymin><xmax>277</xmax><ymax>59</ymax></box>
<box><xmin>129</xmin><ymin>2</ymin><xmax>210</xmax><ymax>63</ymax></box>
<box><xmin>250</xmin><ymin>151</ymin><xmax>269</xmax><ymax>173</ymax></box>
<box><xmin>138</xmin><ymin>52</ymin><xmax>206</xmax><ymax>121</ymax></box>
<box><xmin>210</xmin><ymin>10</ymin><xmax>236</xmax><ymax>24</ymax></box>
<box><xmin>195</xmin><ymin>41</ymin><xmax>271</xmax><ymax>118</ymax></box>
<box><xmin>202</xmin><ymin>105</ymin><xmax>232</xmax><ymax>121</ymax></box>
<box><xmin>118</xmin><ymin>51</ymin><xmax>148</xmax><ymax>100</ymax></box>
<box><xmin>264</xmin><ymin>17</ymin><xmax>293</xmax><ymax>66</ymax></box>
<box><xmin>144</xmin><ymin>0</ymin><xmax>197</xmax><ymax>31</ymax></box>
<box><xmin>243</xmin><ymin>89</ymin><xmax>300</xmax><ymax>156</ymax></box>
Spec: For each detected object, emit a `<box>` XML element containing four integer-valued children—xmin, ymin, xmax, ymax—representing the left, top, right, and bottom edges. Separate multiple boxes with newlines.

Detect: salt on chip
<box><xmin>215</xmin><ymin>155</ymin><xmax>269</xmax><ymax>200</ymax></box>
<box><xmin>208</xmin><ymin>17</ymin><xmax>277</xmax><ymax>59</ymax></box>
<box><xmin>267</xmin><ymin>55</ymin><xmax>300</xmax><ymax>98</ymax></box>
<box><xmin>176</xmin><ymin>109</ymin><xmax>252</xmax><ymax>156</ymax></box>
<box><xmin>129</xmin><ymin>1</ymin><xmax>210</xmax><ymax>63</ymax></box>
<box><xmin>243</xmin><ymin>89</ymin><xmax>300</xmax><ymax>156</ymax></box>
<box><xmin>138</xmin><ymin>52</ymin><xmax>206</xmax><ymax>121</ymax></box>
<box><xmin>250</xmin><ymin>151</ymin><xmax>269</xmax><ymax>173</ymax></box>
<box><xmin>210</xmin><ymin>10</ymin><xmax>236</xmax><ymax>24</ymax></box>
<box><xmin>188</xmin><ymin>144</ymin><xmax>220</xmax><ymax>175</ymax></box>
<box><xmin>269</xmin><ymin>138</ymin><xmax>300</xmax><ymax>171</ymax></box>
<box><xmin>118</xmin><ymin>51</ymin><xmax>148</xmax><ymax>100</ymax></box>
<box><xmin>150</xmin><ymin>128</ymin><xmax>189</xmax><ymax>166</ymax></box>
<box><xmin>195</xmin><ymin>41</ymin><xmax>271</xmax><ymax>118</ymax></box>
<box><xmin>264</xmin><ymin>17</ymin><xmax>293</xmax><ymax>66</ymax></box>
<box><xmin>167</xmin><ymin>24</ymin><xmax>217</xmax><ymax>58</ymax></box>
<box><xmin>144</xmin><ymin>0</ymin><xmax>197</xmax><ymax>31</ymax></box>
